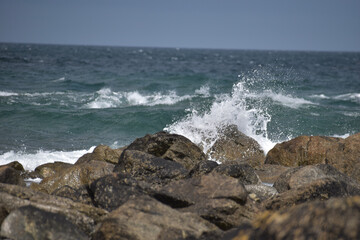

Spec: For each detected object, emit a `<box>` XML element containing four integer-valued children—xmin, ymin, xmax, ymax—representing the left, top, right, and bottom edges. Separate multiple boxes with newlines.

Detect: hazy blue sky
<box><xmin>1</xmin><ymin>0</ymin><xmax>359</xmax><ymax>51</ymax></box>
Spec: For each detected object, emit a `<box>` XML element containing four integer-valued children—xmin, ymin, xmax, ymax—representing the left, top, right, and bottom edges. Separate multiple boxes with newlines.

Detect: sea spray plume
<box><xmin>165</xmin><ymin>80</ymin><xmax>275</xmax><ymax>158</ymax></box>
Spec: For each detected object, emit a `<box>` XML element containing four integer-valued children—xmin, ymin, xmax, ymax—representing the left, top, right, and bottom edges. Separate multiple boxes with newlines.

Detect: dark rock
<box><xmin>0</xmin><ymin>162</ymin><xmax>25</xmax><ymax>186</ymax></box>
<box><xmin>265</xmin><ymin>133</ymin><xmax>360</xmax><ymax>182</ymax></box>
<box><xmin>52</xmin><ymin>185</ymin><xmax>93</xmax><ymax>205</ymax></box>
<box><xmin>123</xmin><ymin>131</ymin><xmax>206</xmax><ymax>170</ymax></box>
<box><xmin>245</xmin><ymin>184</ymin><xmax>278</xmax><ymax>202</ymax></box>
<box><xmin>34</xmin><ymin>161</ymin><xmax>73</xmax><ymax>179</ymax></box>
<box><xmin>92</xmin><ymin>196</ymin><xmax>218</xmax><ymax>240</ymax></box>
<box><xmin>208</xmin><ymin>125</ymin><xmax>265</xmax><ymax>167</ymax></box>
<box><xmin>263</xmin><ymin>177</ymin><xmax>359</xmax><ymax>211</ymax></box>
<box><xmin>189</xmin><ymin>160</ymin><xmax>218</xmax><ymax>177</ymax></box>
<box><xmin>90</xmin><ymin>173</ymin><xmax>151</xmax><ymax>211</ymax></box>
<box><xmin>254</xmin><ymin>164</ymin><xmax>292</xmax><ymax>184</ymax></box>
<box><xmin>230</xmin><ymin>196</ymin><xmax>360</xmax><ymax>240</ymax></box>
<box><xmin>31</xmin><ymin>160</ymin><xmax>114</xmax><ymax>195</ymax></box>
<box><xmin>76</xmin><ymin>144</ymin><xmax>125</xmax><ymax>165</ymax></box>
<box><xmin>114</xmin><ymin>150</ymin><xmax>189</xmax><ymax>185</ymax></box>
<box><xmin>212</xmin><ymin>162</ymin><xmax>261</xmax><ymax>184</ymax></box>
<box><xmin>152</xmin><ymin>172</ymin><xmax>258</xmax><ymax>230</ymax></box>
<box><xmin>273</xmin><ymin>164</ymin><xmax>360</xmax><ymax>194</ymax></box>
<box><xmin>0</xmin><ymin>183</ymin><xmax>108</xmax><ymax>235</ymax></box>
<box><xmin>0</xmin><ymin>205</ymin><xmax>88</xmax><ymax>240</ymax></box>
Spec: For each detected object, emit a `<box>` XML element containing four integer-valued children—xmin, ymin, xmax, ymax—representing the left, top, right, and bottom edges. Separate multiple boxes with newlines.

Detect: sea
<box><xmin>0</xmin><ymin>43</ymin><xmax>359</xmax><ymax>171</ymax></box>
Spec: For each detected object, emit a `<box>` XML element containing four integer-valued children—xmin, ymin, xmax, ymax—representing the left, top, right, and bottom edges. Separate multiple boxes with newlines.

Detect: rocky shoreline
<box><xmin>0</xmin><ymin>127</ymin><xmax>359</xmax><ymax>239</ymax></box>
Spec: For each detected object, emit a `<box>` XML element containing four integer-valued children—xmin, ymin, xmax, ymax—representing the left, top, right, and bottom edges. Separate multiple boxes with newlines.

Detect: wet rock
<box><xmin>123</xmin><ymin>131</ymin><xmax>206</xmax><ymax>170</ymax></box>
<box><xmin>230</xmin><ymin>196</ymin><xmax>360</xmax><ymax>240</ymax></box>
<box><xmin>189</xmin><ymin>160</ymin><xmax>218</xmax><ymax>177</ymax></box>
<box><xmin>254</xmin><ymin>164</ymin><xmax>292</xmax><ymax>184</ymax></box>
<box><xmin>114</xmin><ymin>150</ymin><xmax>189</xmax><ymax>185</ymax></box>
<box><xmin>212</xmin><ymin>162</ymin><xmax>261</xmax><ymax>184</ymax></box>
<box><xmin>263</xmin><ymin>177</ymin><xmax>358</xmax><ymax>211</ymax></box>
<box><xmin>265</xmin><ymin>133</ymin><xmax>360</xmax><ymax>182</ymax></box>
<box><xmin>0</xmin><ymin>162</ymin><xmax>25</xmax><ymax>186</ymax></box>
<box><xmin>273</xmin><ymin>164</ymin><xmax>360</xmax><ymax>194</ymax></box>
<box><xmin>0</xmin><ymin>183</ymin><xmax>108</xmax><ymax>235</ymax></box>
<box><xmin>76</xmin><ymin>145</ymin><xmax>125</xmax><ymax>165</ymax></box>
<box><xmin>32</xmin><ymin>160</ymin><xmax>114</xmax><ymax>195</ymax></box>
<box><xmin>1</xmin><ymin>205</ymin><xmax>88</xmax><ymax>240</ymax></box>
<box><xmin>245</xmin><ymin>184</ymin><xmax>278</xmax><ymax>202</ymax></box>
<box><xmin>90</xmin><ymin>173</ymin><xmax>151</xmax><ymax>212</ymax></box>
<box><xmin>92</xmin><ymin>196</ymin><xmax>218</xmax><ymax>240</ymax></box>
<box><xmin>152</xmin><ymin>172</ymin><xmax>258</xmax><ymax>230</ymax></box>
<box><xmin>34</xmin><ymin>161</ymin><xmax>73</xmax><ymax>179</ymax></box>
<box><xmin>209</xmin><ymin>125</ymin><xmax>265</xmax><ymax>167</ymax></box>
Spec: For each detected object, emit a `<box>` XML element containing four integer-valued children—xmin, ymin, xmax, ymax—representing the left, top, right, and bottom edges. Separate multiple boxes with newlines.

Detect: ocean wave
<box><xmin>0</xmin><ymin>91</ymin><xmax>19</xmax><ymax>97</ymax></box>
<box><xmin>311</xmin><ymin>93</ymin><xmax>360</xmax><ymax>104</ymax></box>
<box><xmin>0</xmin><ymin>147</ymin><xmax>95</xmax><ymax>171</ymax></box>
<box><xmin>165</xmin><ymin>81</ymin><xmax>277</xmax><ymax>156</ymax></box>
<box><xmin>260</xmin><ymin>90</ymin><xmax>314</xmax><ymax>109</ymax></box>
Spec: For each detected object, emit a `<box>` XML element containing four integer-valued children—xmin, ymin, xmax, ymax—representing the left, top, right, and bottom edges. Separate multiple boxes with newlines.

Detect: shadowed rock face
<box><xmin>123</xmin><ymin>131</ymin><xmax>206</xmax><ymax>170</ymax></box>
<box><xmin>265</xmin><ymin>133</ymin><xmax>360</xmax><ymax>182</ymax></box>
<box><xmin>76</xmin><ymin>145</ymin><xmax>125</xmax><ymax>165</ymax></box>
<box><xmin>229</xmin><ymin>196</ymin><xmax>360</xmax><ymax>240</ymax></box>
<box><xmin>1</xmin><ymin>205</ymin><xmax>88</xmax><ymax>240</ymax></box>
<box><xmin>0</xmin><ymin>162</ymin><xmax>25</xmax><ymax>186</ymax></box>
<box><xmin>91</xmin><ymin>196</ymin><xmax>219</xmax><ymax>240</ymax></box>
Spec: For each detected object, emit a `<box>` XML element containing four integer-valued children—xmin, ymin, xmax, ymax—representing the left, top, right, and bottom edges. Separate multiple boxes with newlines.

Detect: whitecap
<box><xmin>261</xmin><ymin>90</ymin><xmax>314</xmax><ymax>109</ymax></box>
<box><xmin>195</xmin><ymin>85</ymin><xmax>211</xmax><ymax>97</ymax></box>
<box><xmin>334</xmin><ymin>93</ymin><xmax>360</xmax><ymax>104</ymax></box>
<box><xmin>0</xmin><ymin>147</ymin><xmax>95</xmax><ymax>171</ymax></box>
<box><xmin>310</xmin><ymin>94</ymin><xmax>330</xmax><ymax>99</ymax></box>
<box><xmin>0</xmin><ymin>91</ymin><xmax>18</xmax><ymax>97</ymax></box>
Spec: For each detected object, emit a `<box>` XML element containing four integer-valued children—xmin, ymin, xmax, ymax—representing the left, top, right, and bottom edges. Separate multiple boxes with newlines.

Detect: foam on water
<box><xmin>165</xmin><ymin>81</ymin><xmax>277</xmax><ymax>156</ymax></box>
<box><xmin>0</xmin><ymin>91</ymin><xmax>19</xmax><ymax>97</ymax></box>
<box><xmin>260</xmin><ymin>90</ymin><xmax>314</xmax><ymax>108</ymax></box>
<box><xmin>334</xmin><ymin>93</ymin><xmax>360</xmax><ymax>104</ymax></box>
<box><xmin>0</xmin><ymin>147</ymin><xmax>95</xmax><ymax>171</ymax></box>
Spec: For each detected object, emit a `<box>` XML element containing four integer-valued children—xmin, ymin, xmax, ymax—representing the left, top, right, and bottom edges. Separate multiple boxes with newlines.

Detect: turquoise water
<box><xmin>0</xmin><ymin>43</ymin><xmax>359</xmax><ymax>169</ymax></box>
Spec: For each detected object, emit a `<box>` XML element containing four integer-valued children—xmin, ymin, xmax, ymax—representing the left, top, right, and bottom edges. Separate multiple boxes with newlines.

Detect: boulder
<box><xmin>152</xmin><ymin>172</ymin><xmax>258</xmax><ymax>230</ymax></box>
<box><xmin>273</xmin><ymin>164</ymin><xmax>360</xmax><ymax>194</ymax></box>
<box><xmin>0</xmin><ymin>162</ymin><xmax>25</xmax><ymax>186</ymax></box>
<box><xmin>76</xmin><ymin>145</ymin><xmax>125</xmax><ymax>165</ymax></box>
<box><xmin>245</xmin><ymin>184</ymin><xmax>278</xmax><ymax>202</ymax></box>
<box><xmin>123</xmin><ymin>131</ymin><xmax>206</xmax><ymax>170</ymax></box>
<box><xmin>1</xmin><ymin>205</ymin><xmax>88</xmax><ymax>240</ymax></box>
<box><xmin>0</xmin><ymin>183</ymin><xmax>108</xmax><ymax>235</ymax></box>
<box><xmin>254</xmin><ymin>164</ymin><xmax>292</xmax><ymax>184</ymax></box>
<box><xmin>230</xmin><ymin>196</ymin><xmax>360</xmax><ymax>240</ymax></box>
<box><xmin>212</xmin><ymin>162</ymin><xmax>261</xmax><ymax>185</ymax></box>
<box><xmin>31</xmin><ymin>160</ymin><xmax>114</xmax><ymax>195</ymax></box>
<box><xmin>114</xmin><ymin>150</ymin><xmax>189</xmax><ymax>185</ymax></box>
<box><xmin>92</xmin><ymin>196</ymin><xmax>218</xmax><ymax>240</ymax></box>
<box><xmin>52</xmin><ymin>185</ymin><xmax>93</xmax><ymax>205</ymax></box>
<box><xmin>189</xmin><ymin>160</ymin><xmax>218</xmax><ymax>177</ymax></box>
<box><xmin>34</xmin><ymin>161</ymin><xmax>73</xmax><ymax>179</ymax></box>
<box><xmin>208</xmin><ymin>125</ymin><xmax>265</xmax><ymax>167</ymax></box>
<box><xmin>265</xmin><ymin>133</ymin><xmax>360</xmax><ymax>182</ymax></box>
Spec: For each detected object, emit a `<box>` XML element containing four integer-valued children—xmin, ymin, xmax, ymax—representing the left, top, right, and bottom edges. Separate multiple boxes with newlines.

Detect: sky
<box><xmin>0</xmin><ymin>0</ymin><xmax>360</xmax><ymax>52</ymax></box>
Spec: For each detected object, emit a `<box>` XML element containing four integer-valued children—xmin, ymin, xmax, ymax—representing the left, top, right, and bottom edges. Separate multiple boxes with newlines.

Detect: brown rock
<box><xmin>265</xmin><ymin>133</ymin><xmax>360</xmax><ymax>182</ymax></box>
<box><xmin>212</xmin><ymin>162</ymin><xmax>261</xmax><ymax>184</ymax></box>
<box><xmin>124</xmin><ymin>131</ymin><xmax>206</xmax><ymax>170</ymax></box>
<box><xmin>76</xmin><ymin>144</ymin><xmax>125</xmax><ymax>164</ymax></box>
<box><xmin>254</xmin><ymin>164</ymin><xmax>292</xmax><ymax>184</ymax></box>
<box><xmin>245</xmin><ymin>184</ymin><xmax>278</xmax><ymax>202</ymax></box>
<box><xmin>35</xmin><ymin>161</ymin><xmax>73</xmax><ymax>178</ymax></box>
<box><xmin>208</xmin><ymin>125</ymin><xmax>265</xmax><ymax>167</ymax></box>
<box><xmin>92</xmin><ymin>196</ymin><xmax>218</xmax><ymax>240</ymax></box>
<box><xmin>0</xmin><ymin>161</ymin><xmax>25</xmax><ymax>186</ymax></box>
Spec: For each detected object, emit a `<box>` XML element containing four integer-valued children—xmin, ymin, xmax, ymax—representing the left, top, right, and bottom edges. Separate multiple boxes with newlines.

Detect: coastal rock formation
<box><xmin>212</xmin><ymin>162</ymin><xmax>261</xmax><ymax>185</ymax></box>
<box><xmin>92</xmin><ymin>196</ymin><xmax>218</xmax><ymax>240</ymax></box>
<box><xmin>1</xmin><ymin>205</ymin><xmax>88</xmax><ymax>240</ymax></box>
<box><xmin>229</xmin><ymin>196</ymin><xmax>360</xmax><ymax>240</ymax></box>
<box><xmin>35</xmin><ymin>161</ymin><xmax>73</xmax><ymax>179</ymax></box>
<box><xmin>76</xmin><ymin>145</ymin><xmax>125</xmax><ymax>165</ymax></box>
<box><xmin>254</xmin><ymin>164</ymin><xmax>292</xmax><ymax>183</ymax></box>
<box><xmin>123</xmin><ymin>131</ymin><xmax>206</xmax><ymax>170</ymax></box>
<box><xmin>209</xmin><ymin>125</ymin><xmax>265</xmax><ymax>167</ymax></box>
<box><xmin>265</xmin><ymin>133</ymin><xmax>360</xmax><ymax>182</ymax></box>
<box><xmin>0</xmin><ymin>161</ymin><xmax>25</xmax><ymax>186</ymax></box>
<box><xmin>244</xmin><ymin>184</ymin><xmax>278</xmax><ymax>202</ymax></box>
<box><xmin>189</xmin><ymin>160</ymin><xmax>219</xmax><ymax>177</ymax></box>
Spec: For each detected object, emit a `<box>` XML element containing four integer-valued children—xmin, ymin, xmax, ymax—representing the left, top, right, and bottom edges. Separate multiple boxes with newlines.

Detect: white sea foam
<box><xmin>52</xmin><ymin>77</ymin><xmax>66</xmax><ymax>82</ymax></box>
<box><xmin>261</xmin><ymin>90</ymin><xmax>314</xmax><ymax>109</ymax></box>
<box><xmin>331</xmin><ymin>133</ymin><xmax>351</xmax><ymax>139</ymax></box>
<box><xmin>0</xmin><ymin>91</ymin><xmax>18</xmax><ymax>97</ymax></box>
<box><xmin>0</xmin><ymin>147</ymin><xmax>95</xmax><ymax>171</ymax></box>
<box><xmin>310</xmin><ymin>94</ymin><xmax>330</xmax><ymax>99</ymax></box>
<box><xmin>165</xmin><ymin>81</ymin><xmax>277</xmax><ymax>157</ymax></box>
<box><xmin>334</xmin><ymin>93</ymin><xmax>360</xmax><ymax>104</ymax></box>
<box><xmin>195</xmin><ymin>85</ymin><xmax>211</xmax><ymax>97</ymax></box>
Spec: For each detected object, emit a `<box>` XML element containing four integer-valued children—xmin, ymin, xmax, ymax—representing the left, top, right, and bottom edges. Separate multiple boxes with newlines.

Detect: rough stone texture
<box><xmin>212</xmin><ymin>162</ymin><xmax>261</xmax><ymax>185</ymax></box>
<box><xmin>90</xmin><ymin>173</ymin><xmax>151</xmax><ymax>212</ymax></box>
<box><xmin>114</xmin><ymin>150</ymin><xmax>189</xmax><ymax>185</ymax></box>
<box><xmin>31</xmin><ymin>160</ymin><xmax>114</xmax><ymax>195</ymax></box>
<box><xmin>92</xmin><ymin>196</ymin><xmax>218</xmax><ymax>240</ymax></box>
<box><xmin>189</xmin><ymin>160</ymin><xmax>219</xmax><ymax>177</ymax></box>
<box><xmin>208</xmin><ymin>125</ymin><xmax>265</xmax><ymax>167</ymax></box>
<box><xmin>230</xmin><ymin>196</ymin><xmax>360</xmax><ymax>240</ymax></box>
<box><xmin>34</xmin><ymin>161</ymin><xmax>73</xmax><ymax>179</ymax></box>
<box><xmin>263</xmin><ymin>177</ymin><xmax>359</xmax><ymax>211</ymax></box>
<box><xmin>76</xmin><ymin>145</ymin><xmax>125</xmax><ymax>165</ymax></box>
<box><xmin>0</xmin><ymin>183</ymin><xmax>108</xmax><ymax>235</ymax></box>
<box><xmin>52</xmin><ymin>185</ymin><xmax>93</xmax><ymax>205</ymax></box>
<box><xmin>1</xmin><ymin>205</ymin><xmax>88</xmax><ymax>240</ymax></box>
<box><xmin>123</xmin><ymin>131</ymin><xmax>206</xmax><ymax>170</ymax></box>
<box><xmin>273</xmin><ymin>164</ymin><xmax>360</xmax><ymax>194</ymax></box>
<box><xmin>0</xmin><ymin>162</ymin><xmax>25</xmax><ymax>186</ymax></box>
<box><xmin>265</xmin><ymin>133</ymin><xmax>360</xmax><ymax>182</ymax></box>
<box><xmin>245</xmin><ymin>184</ymin><xmax>278</xmax><ymax>202</ymax></box>
<box><xmin>152</xmin><ymin>172</ymin><xmax>258</xmax><ymax>230</ymax></box>
<box><xmin>254</xmin><ymin>164</ymin><xmax>292</xmax><ymax>184</ymax></box>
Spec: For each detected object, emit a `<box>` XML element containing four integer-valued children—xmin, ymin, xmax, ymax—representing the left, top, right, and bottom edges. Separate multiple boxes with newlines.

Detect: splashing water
<box><xmin>165</xmin><ymin>80</ymin><xmax>277</xmax><ymax>155</ymax></box>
